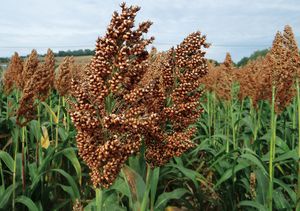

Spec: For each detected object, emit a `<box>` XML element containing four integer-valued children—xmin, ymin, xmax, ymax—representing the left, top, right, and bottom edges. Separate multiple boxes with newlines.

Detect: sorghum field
<box><xmin>1</xmin><ymin>3</ymin><xmax>300</xmax><ymax>211</ymax></box>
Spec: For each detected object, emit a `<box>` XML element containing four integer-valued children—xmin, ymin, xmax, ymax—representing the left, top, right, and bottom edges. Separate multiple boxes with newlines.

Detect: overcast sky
<box><xmin>1</xmin><ymin>0</ymin><xmax>299</xmax><ymax>62</ymax></box>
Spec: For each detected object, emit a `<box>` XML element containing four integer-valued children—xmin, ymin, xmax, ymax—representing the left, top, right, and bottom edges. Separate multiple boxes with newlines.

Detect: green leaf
<box><xmin>150</xmin><ymin>167</ymin><xmax>160</xmax><ymax>209</ymax></box>
<box><xmin>0</xmin><ymin>151</ymin><xmax>14</xmax><ymax>172</ymax></box>
<box><xmin>274</xmin><ymin>178</ymin><xmax>296</xmax><ymax>204</ymax></box>
<box><xmin>58</xmin><ymin>185</ymin><xmax>76</xmax><ymax>201</ymax></box>
<box><xmin>154</xmin><ymin>188</ymin><xmax>188</xmax><ymax>210</ymax></box>
<box><xmin>110</xmin><ymin>177</ymin><xmax>130</xmax><ymax>198</ymax></box>
<box><xmin>42</xmin><ymin>102</ymin><xmax>58</xmax><ymax>124</ymax></box>
<box><xmin>240</xmin><ymin>151</ymin><xmax>267</xmax><ymax>175</ymax></box>
<box><xmin>51</xmin><ymin>169</ymin><xmax>80</xmax><ymax>201</ymax></box>
<box><xmin>122</xmin><ymin>165</ymin><xmax>146</xmax><ymax>210</ymax></box>
<box><xmin>238</xmin><ymin>200</ymin><xmax>267</xmax><ymax>211</ymax></box>
<box><xmin>102</xmin><ymin>192</ymin><xmax>126</xmax><ymax>211</ymax></box>
<box><xmin>15</xmin><ymin>196</ymin><xmax>39</xmax><ymax>211</ymax></box>
<box><xmin>273</xmin><ymin>189</ymin><xmax>291</xmax><ymax>210</ymax></box>
<box><xmin>63</xmin><ymin>149</ymin><xmax>82</xmax><ymax>185</ymax></box>
<box><xmin>215</xmin><ymin>159</ymin><xmax>250</xmax><ymax>187</ymax></box>
<box><xmin>169</xmin><ymin>163</ymin><xmax>205</xmax><ymax>189</ymax></box>
<box><xmin>255</xmin><ymin>169</ymin><xmax>268</xmax><ymax>205</ymax></box>
<box><xmin>0</xmin><ymin>184</ymin><xmax>16</xmax><ymax>209</ymax></box>
<box><xmin>274</xmin><ymin>150</ymin><xmax>297</xmax><ymax>163</ymax></box>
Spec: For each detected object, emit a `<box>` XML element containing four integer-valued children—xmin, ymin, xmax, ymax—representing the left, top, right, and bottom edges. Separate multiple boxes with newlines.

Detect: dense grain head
<box><xmin>222</xmin><ymin>52</ymin><xmax>234</xmax><ymax>71</ymax></box>
<box><xmin>22</xmin><ymin>49</ymin><xmax>39</xmax><ymax>90</ymax></box>
<box><xmin>2</xmin><ymin>52</ymin><xmax>23</xmax><ymax>94</ymax></box>
<box><xmin>140</xmin><ymin>47</ymin><xmax>167</xmax><ymax>86</ymax></box>
<box><xmin>283</xmin><ymin>25</ymin><xmax>300</xmax><ymax>78</ymax></box>
<box><xmin>35</xmin><ymin>49</ymin><xmax>56</xmax><ymax>101</ymax></box>
<box><xmin>55</xmin><ymin>56</ymin><xmax>75</xmax><ymax>96</ymax></box>
<box><xmin>69</xmin><ymin>3</ymin><xmax>210</xmax><ymax>188</ymax></box>
<box><xmin>69</xmin><ymin>3</ymin><xmax>154</xmax><ymax>188</ymax></box>
<box><xmin>143</xmin><ymin>31</ymin><xmax>210</xmax><ymax>167</ymax></box>
<box><xmin>236</xmin><ymin>58</ymin><xmax>264</xmax><ymax>105</ymax></box>
<box><xmin>236</xmin><ymin>25</ymin><xmax>300</xmax><ymax>112</ymax></box>
<box><xmin>16</xmin><ymin>49</ymin><xmax>56</xmax><ymax>126</ymax></box>
<box><xmin>263</xmin><ymin>29</ymin><xmax>297</xmax><ymax>112</ymax></box>
<box><xmin>200</xmin><ymin>57</ymin><xmax>234</xmax><ymax>102</ymax></box>
<box><xmin>44</xmin><ymin>49</ymin><xmax>56</xmax><ymax>88</ymax></box>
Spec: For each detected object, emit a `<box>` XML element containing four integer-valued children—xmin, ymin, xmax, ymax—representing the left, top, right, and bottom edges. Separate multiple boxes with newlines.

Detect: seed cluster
<box><xmin>55</xmin><ymin>57</ymin><xmax>84</xmax><ymax>96</ymax></box>
<box><xmin>15</xmin><ymin>49</ymin><xmax>55</xmax><ymax>126</ymax></box>
<box><xmin>201</xmin><ymin>25</ymin><xmax>300</xmax><ymax>113</ymax></box>
<box><xmin>140</xmin><ymin>32</ymin><xmax>210</xmax><ymax>167</ymax></box>
<box><xmin>237</xmin><ymin>25</ymin><xmax>300</xmax><ymax>112</ymax></box>
<box><xmin>2</xmin><ymin>52</ymin><xmax>23</xmax><ymax>94</ymax></box>
<box><xmin>68</xmin><ymin>4</ymin><xmax>209</xmax><ymax>188</ymax></box>
<box><xmin>200</xmin><ymin>53</ymin><xmax>235</xmax><ymax>102</ymax></box>
<box><xmin>69</xmin><ymin>3</ymin><xmax>155</xmax><ymax>188</ymax></box>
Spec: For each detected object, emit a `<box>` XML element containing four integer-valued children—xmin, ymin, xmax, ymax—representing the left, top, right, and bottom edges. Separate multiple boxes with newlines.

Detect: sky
<box><xmin>1</xmin><ymin>0</ymin><xmax>300</xmax><ymax>62</ymax></box>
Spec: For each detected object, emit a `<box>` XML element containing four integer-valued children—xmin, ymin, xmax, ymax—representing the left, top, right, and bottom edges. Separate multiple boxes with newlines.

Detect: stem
<box><xmin>231</xmin><ymin>100</ymin><xmax>236</xmax><ymax>150</ymax></box>
<box><xmin>207</xmin><ymin>92</ymin><xmax>212</xmax><ymax>142</ymax></box>
<box><xmin>141</xmin><ymin>164</ymin><xmax>152</xmax><ymax>211</ymax></box>
<box><xmin>96</xmin><ymin>188</ymin><xmax>103</xmax><ymax>211</ymax></box>
<box><xmin>0</xmin><ymin>161</ymin><xmax>4</xmax><ymax>188</ymax></box>
<box><xmin>237</xmin><ymin>99</ymin><xmax>244</xmax><ymax>137</ymax></box>
<box><xmin>6</xmin><ymin>97</ymin><xmax>9</xmax><ymax>119</ymax></box>
<box><xmin>50</xmin><ymin>94</ymin><xmax>54</xmax><ymax>141</ymax></box>
<box><xmin>62</xmin><ymin>96</ymin><xmax>68</xmax><ymax>131</ymax></box>
<box><xmin>268</xmin><ymin>85</ymin><xmax>276</xmax><ymax>211</ymax></box>
<box><xmin>296</xmin><ymin>79</ymin><xmax>300</xmax><ymax>210</ymax></box>
<box><xmin>226</xmin><ymin>102</ymin><xmax>230</xmax><ymax>153</ymax></box>
<box><xmin>37</xmin><ymin>102</ymin><xmax>41</xmax><ymax>127</ymax></box>
<box><xmin>292</xmin><ymin>97</ymin><xmax>296</xmax><ymax>149</ymax></box>
<box><xmin>21</xmin><ymin>126</ymin><xmax>26</xmax><ymax>192</ymax></box>
<box><xmin>12</xmin><ymin>129</ymin><xmax>19</xmax><ymax>211</ymax></box>
<box><xmin>56</xmin><ymin>97</ymin><xmax>61</xmax><ymax>149</ymax></box>
<box><xmin>212</xmin><ymin>92</ymin><xmax>216</xmax><ymax>145</ymax></box>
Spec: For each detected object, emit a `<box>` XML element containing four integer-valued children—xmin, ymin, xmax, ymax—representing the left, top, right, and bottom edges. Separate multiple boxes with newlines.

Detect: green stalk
<box><xmin>56</xmin><ymin>97</ymin><xmax>61</xmax><ymax>149</ymax></box>
<box><xmin>37</xmin><ymin>102</ymin><xmax>41</xmax><ymax>127</ymax></box>
<box><xmin>96</xmin><ymin>188</ymin><xmax>103</xmax><ymax>211</ymax></box>
<box><xmin>254</xmin><ymin>102</ymin><xmax>262</xmax><ymax>143</ymax></box>
<box><xmin>268</xmin><ymin>85</ymin><xmax>276</xmax><ymax>211</ymax></box>
<box><xmin>141</xmin><ymin>164</ymin><xmax>152</xmax><ymax>211</ymax></box>
<box><xmin>207</xmin><ymin>92</ymin><xmax>212</xmax><ymax>142</ymax></box>
<box><xmin>12</xmin><ymin>129</ymin><xmax>19</xmax><ymax>211</ymax></box>
<box><xmin>6</xmin><ymin>97</ymin><xmax>9</xmax><ymax>119</ymax></box>
<box><xmin>212</xmin><ymin>93</ymin><xmax>216</xmax><ymax>145</ymax></box>
<box><xmin>296</xmin><ymin>79</ymin><xmax>300</xmax><ymax>211</ymax></box>
<box><xmin>230</xmin><ymin>100</ymin><xmax>236</xmax><ymax>150</ymax></box>
<box><xmin>49</xmin><ymin>94</ymin><xmax>54</xmax><ymax>141</ymax></box>
<box><xmin>0</xmin><ymin>161</ymin><xmax>4</xmax><ymax>188</ymax></box>
<box><xmin>21</xmin><ymin>126</ymin><xmax>26</xmax><ymax>192</ymax></box>
<box><xmin>237</xmin><ymin>99</ymin><xmax>244</xmax><ymax>136</ymax></box>
<box><xmin>226</xmin><ymin>102</ymin><xmax>230</xmax><ymax>153</ymax></box>
<box><xmin>292</xmin><ymin>97</ymin><xmax>296</xmax><ymax>149</ymax></box>
<box><xmin>62</xmin><ymin>96</ymin><xmax>69</xmax><ymax>131</ymax></box>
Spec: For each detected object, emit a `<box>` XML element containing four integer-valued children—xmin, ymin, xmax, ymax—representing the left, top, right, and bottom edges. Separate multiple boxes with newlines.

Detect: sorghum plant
<box><xmin>16</xmin><ymin>49</ymin><xmax>55</xmax><ymax>125</ymax></box>
<box><xmin>2</xmin><ymin>52</ymin><xmax>23</xmax><ymax>94</ymax></box>
<box><xmin>69</xmin><ymin>3</ymin><xmax>155</xmax><ymax>188</ymax></box>
<box><xmin>142</xmin><ymin>32</ymin><xmax>210</xmax><ymax>167</ymax></box>
<box><xmin>55</xmin><ymin>56</ymin><xmax>83</xmax><ymax>97</ymax></box>
<box><xmin>68</xmin><ymin>3</ymin><xmax>210</xmax><ymax>189</ymax></box>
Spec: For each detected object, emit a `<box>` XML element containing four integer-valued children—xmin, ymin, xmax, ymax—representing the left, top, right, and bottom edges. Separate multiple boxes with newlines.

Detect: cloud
<box><xmin>1</xmin><ymin>0</ymin><xmax>299</xmax><ymax>62</ymax></box>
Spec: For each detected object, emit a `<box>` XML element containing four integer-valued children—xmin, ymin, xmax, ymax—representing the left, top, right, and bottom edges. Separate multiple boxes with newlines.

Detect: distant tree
<box><xmin>208</xmin><ymin>59</ymin><xmax>220</xmax><ymax>66</ymax></box>
<box><xmin>0</xmin><ymin>57</ymin><xmax>9</xmax><ymax>63</ymax></box>
<box><xmin>237</xmin><ymin>49</ymin><xmax>269</xmax><ymax>67</ymax></box>
<box><xmin>55</xmin><ymin>49</ymin><xmax>95</xmax><ymax>57</ymax></box>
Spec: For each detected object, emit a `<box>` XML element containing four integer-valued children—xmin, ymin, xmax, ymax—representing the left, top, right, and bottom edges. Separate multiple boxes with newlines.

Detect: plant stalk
<box><xmin>268</xmin><ymin>85</ymin><xmax>276</xmax><ymax>211</ymax></box>
<box><xmin>96</xmin><ymin>188</ymin><xmax>103</xmax><ymax>211</ymax></box>
<box><xmin>141</xmin><ymin>164</ymin><xmax>152</xmax><ymax>211</ymax></box>
<box><xmin>296</xmin><ymin>79</ymin><xmax>300</xmax><ymax>211</ymax></box>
